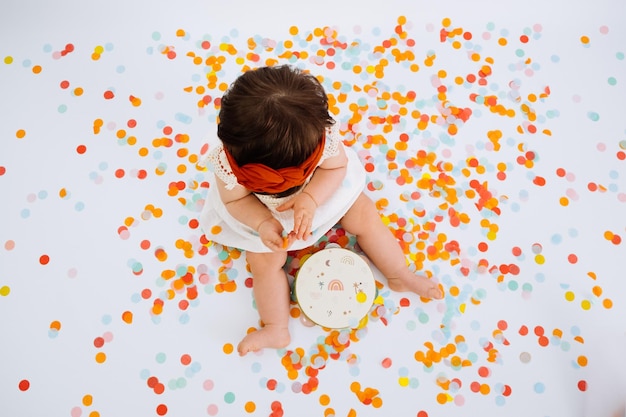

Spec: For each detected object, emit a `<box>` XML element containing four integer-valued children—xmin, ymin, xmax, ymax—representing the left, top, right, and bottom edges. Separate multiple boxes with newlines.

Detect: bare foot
<box><xmin>387</xmin><ymin>272</ymin><xmax>444</xmax><ymax>300</ymax></box>
<box><xmin>236</xmin><ymin>325</ymin><xmax>290</xmax><ymax>356</ymax></box>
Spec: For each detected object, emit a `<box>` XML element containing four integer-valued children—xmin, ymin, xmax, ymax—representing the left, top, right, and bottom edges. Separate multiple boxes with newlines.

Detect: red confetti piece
<box><xmin>154</xmin><ymin>383</ymin><xmax>165</xmax><ymax>395</ymax></box>
<box><xmin>18</xmin><ymin>379</ymin><xmax>30</xmax><ymax>391</ymax></box>
<box><xmin>478</xmin><ymin>366</ymin><xmax>491</xmax><ymax>377</ymax></box>
<box><xmin>156</xmin><ymin>404</ymin><xmax>168</xmax><ymax>416</ymax></box>
<box><xmin>267</xmin><ymin>379</ymin><xmax>278</xmax><ymax>390</ymax></box>
<box><xmin>381</xmin><ymin>357</ymin><xmax>392</xmax><ymax>368</ymax></box>
<box><xmin>93</xmin><ymin>337</ymin><xmax>105</xmax><ymax>348</ymax></box>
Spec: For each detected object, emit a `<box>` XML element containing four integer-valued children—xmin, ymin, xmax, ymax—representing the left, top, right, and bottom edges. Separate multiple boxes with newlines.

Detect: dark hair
<box><xmin>217</xmin><ymin>65</ymin><xmax>334</xmax><ymax>170</ymax></box>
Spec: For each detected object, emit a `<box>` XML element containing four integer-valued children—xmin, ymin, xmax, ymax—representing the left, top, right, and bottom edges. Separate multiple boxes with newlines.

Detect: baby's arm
<box><xmin>301</xmin><ymin>143</ymin><xmax>348</xmax><ymax>207</ymax></box>
<box><xmin>215</xmin><ymin>176</ymin><xmax>287</xmax><ymax>251</ymax></box>
<box><xmin>276</xmin><ymin>144</ymin><xmax>348</xmax><ymax>240</ymax></box>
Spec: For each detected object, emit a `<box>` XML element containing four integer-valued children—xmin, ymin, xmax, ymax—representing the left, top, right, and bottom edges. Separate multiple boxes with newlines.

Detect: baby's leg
<box><xmin>340</xmin><ymin>193</ymin><xmax>443</xmax><ymax>299</ymax></box>
<box><xmin>237</xmin><ymin>251</ymin><xmax>291</xmax><ymax>356</ymax></box>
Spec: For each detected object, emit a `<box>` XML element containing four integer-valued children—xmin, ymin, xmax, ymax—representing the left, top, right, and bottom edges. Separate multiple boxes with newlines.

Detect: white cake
<box><xmin>294</xmin><ymin>248</ymin><xmax>376</xmax><ymax>329</ymax></box>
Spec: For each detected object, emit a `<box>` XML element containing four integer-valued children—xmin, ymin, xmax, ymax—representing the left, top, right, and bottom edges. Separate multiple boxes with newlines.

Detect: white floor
<box><xmin>1</xmin><ymin>1</ymin><xmax>625</xmax><ymax>416</ymax></box>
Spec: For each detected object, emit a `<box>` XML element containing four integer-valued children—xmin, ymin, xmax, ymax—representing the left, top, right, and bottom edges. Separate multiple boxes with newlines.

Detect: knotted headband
<box><xmin>223</xmin><ymin>134</ymin><xmax>325</xmax><ymax>194</ymax></box>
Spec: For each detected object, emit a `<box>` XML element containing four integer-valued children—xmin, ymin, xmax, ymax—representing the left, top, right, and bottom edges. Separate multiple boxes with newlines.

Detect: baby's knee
<box><xmin>246</xmin><ymin>251</ymin><xmax>287</xmax><ymax>272</ymax></box>
<box><xmin>342</xmin><ymin>194</ymin><xmax>377</xmax><ymax>229</ymax></box>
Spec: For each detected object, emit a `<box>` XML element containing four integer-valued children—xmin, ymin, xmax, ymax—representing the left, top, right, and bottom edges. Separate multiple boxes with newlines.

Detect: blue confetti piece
<box><xmin>587</xmin><ymin>111</ymin><xmax>600</xmax><ymax>122</ymax></box>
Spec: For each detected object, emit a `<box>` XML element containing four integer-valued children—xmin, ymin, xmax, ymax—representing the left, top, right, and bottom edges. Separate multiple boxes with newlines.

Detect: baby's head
<box><xmin>217</xmin><ymin>65</ymin><xmax>334</xmax><ymax>169</ymax></box>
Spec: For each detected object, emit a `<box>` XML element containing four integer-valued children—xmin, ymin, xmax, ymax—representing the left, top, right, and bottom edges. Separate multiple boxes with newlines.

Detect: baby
<box><xmin>200</xmin><ymin>65</ymin><xmax>443</xmax><ymax>356</ymax></box>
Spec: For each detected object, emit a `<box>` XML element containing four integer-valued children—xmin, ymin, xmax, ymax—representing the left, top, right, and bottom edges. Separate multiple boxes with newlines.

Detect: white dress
<box><xmin>199</xmin><ymin>122</ymin><xmax>366</xmax><ymax>253</ymax></box>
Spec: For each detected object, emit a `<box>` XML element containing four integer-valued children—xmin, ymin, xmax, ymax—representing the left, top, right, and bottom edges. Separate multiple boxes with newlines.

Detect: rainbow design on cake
<box><xmin>327</xmin><ymin>279</ymin><xmax>344</xmax><ymax>291</ymax></box>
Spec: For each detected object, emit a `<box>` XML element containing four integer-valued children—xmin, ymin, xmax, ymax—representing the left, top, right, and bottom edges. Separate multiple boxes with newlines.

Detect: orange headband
<box><xmin>223</xmin><ymin>135</ymin><xmax>325</xmax><ymax>194</ymax></box>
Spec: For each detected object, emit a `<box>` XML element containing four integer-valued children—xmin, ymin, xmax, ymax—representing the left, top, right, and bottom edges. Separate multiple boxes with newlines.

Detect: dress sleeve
<box><xmin>321</xmin><ymin>122</ymin><xmax>341</xmax><ymax>161</ymax></box>
<box><xmin>206</xmin><ymin>145</ymin><xmax>240</xmax><ymax>190</ymax></box>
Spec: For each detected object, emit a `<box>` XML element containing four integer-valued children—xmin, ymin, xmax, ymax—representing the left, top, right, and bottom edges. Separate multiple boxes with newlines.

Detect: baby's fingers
<box><xmin>295</xmin><ymin>217</ymin><xmax>312</xmax><ymax>240</ymax></box>
<box><xmin>293</xmin><ymin>215</ymin><xmax>305</xmax><ymax>240</ymax></box>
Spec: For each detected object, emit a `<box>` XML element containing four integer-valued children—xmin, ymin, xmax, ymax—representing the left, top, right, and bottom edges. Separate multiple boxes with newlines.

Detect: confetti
<box><xmin>1</xmin><ymin>6</ymin><xmax>624</xmax><ymax>417</ymax></box>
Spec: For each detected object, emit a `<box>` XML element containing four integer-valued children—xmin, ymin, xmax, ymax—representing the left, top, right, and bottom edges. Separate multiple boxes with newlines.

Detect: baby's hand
<box><xmin>257</xmin><ymin>218</ymin><xmax>290</xmax><ymax>252</ymax></box>
<box><xmin>276</xmin><ymin>191</ymin><xmax>317</xmax><ymax>240</ymax></box>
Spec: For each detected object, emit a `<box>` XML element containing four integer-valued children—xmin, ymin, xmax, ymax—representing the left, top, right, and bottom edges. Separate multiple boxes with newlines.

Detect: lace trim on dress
<box><xmin>323</xmin><ymin>123</ymin><xmax>341</xmax><ymax>160</ymax></box>
<box><xmin>206</xmin><ymin>145</ymin><xmax>239</xmax><ymax>190</ymax></box>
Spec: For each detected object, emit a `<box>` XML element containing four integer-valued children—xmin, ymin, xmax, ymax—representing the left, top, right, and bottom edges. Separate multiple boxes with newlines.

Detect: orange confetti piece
<box><xmin>129</xmin><ymin>95</ymin><xmax>142</xmax><ymax>107</ymax></box>
<box><xmin>121</xmin><ymin>311</ymin><xmax>133</xmax><ymax>324</ymax></box>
